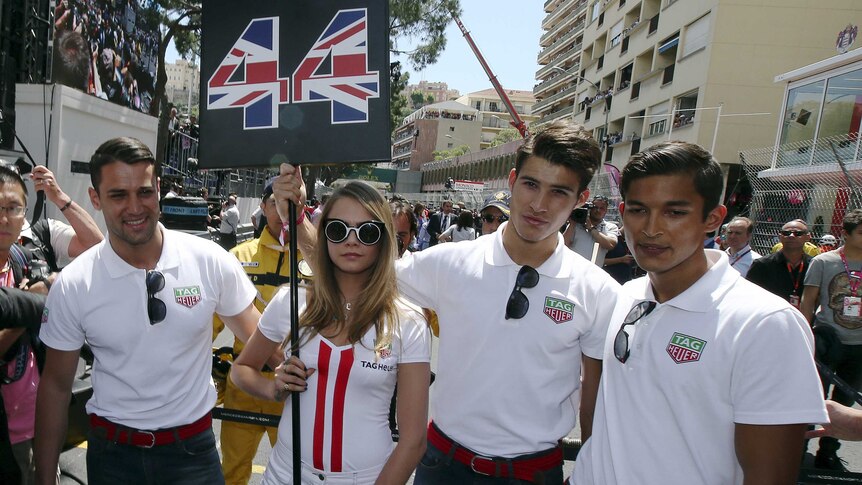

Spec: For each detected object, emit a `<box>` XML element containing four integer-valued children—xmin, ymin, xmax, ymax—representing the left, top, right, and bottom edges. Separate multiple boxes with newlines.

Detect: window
<box><xmin>591</xmin><ymin>1</ymin><xmax>601</xmax><ymax>22</ymax></box>
<box><xmin>779</xmin><ymin>80</ymin><xmax>824</xmax><ymax>145</ymax></box>
<box><xmin>648</xmin><ymin>119</ymin><xmax>667</xmax><ymax>137</ymax></box>
<box><xmin>819</xmin><ymin>68</ymin><xmax>862</xmax><ymax>139</ymax></box>
<box><xmin>682</xmin><ymin>14</ymin><xmax>710</xmax><ymax>57</ymax></box>
<box><xmin>447</xmin><ymin>143</ymin><xmax>454</xmax><ymax>148</ymax></box>
<box><xmin>609</xmin><ymin>21</ymin><xmax>624</xmax><ymax>48</ymax></box>
<box><xmin>449</xmin><ymin>126</ymin><xmax>455</xmax><ymax>132</ymax></box>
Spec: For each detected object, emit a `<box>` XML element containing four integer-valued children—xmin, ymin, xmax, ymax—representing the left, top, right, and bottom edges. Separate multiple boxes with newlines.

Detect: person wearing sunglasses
<box><xmin>35</xmin><ymin>138</ymin><xmax>263</xmax><ymax>485</ymax></box>
<box><xmin>573</xmin><ymin>142</ymin><xmax>827</xmax><ymax>485</ymax></box>
<box><xmin>271</xmin><ymin>119</ymin><xmax>621</xmax><ymax>484</ymax></box>
<box><xmin>231</xmin><ymin>181</ymin><xmax>431</xmax><ymax>485</ymax></box>
<box><xmin>801</xmin><ymin>208</ymin><xmax>862</xmax><ymax>470</ymax></box>
<box><xmin>746</xmin><ymin>219</ymin><xmax>813</xmax><ymax>309</ymax></box>
<box><xmin>478</xmin><ymin>190</ymin><xmax>510</xmax><ymax>236</ymax></box>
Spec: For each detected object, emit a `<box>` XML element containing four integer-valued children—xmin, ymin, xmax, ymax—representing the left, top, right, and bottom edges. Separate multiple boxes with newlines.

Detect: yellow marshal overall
<box><xmin>213</xmin><ymin>228</ymin><xmax>307</xmax><ymax>484</ymax></box>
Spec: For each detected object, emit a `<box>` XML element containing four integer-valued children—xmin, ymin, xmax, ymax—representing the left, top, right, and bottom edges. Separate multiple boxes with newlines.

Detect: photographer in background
<box><xmin>564</xmin><ymin>194</ymin><xmax>619</xmax><ymax>265</ymax></box>
<box><xmin>0</xmin><ymin>165</ymin><xmax>54</xmax><ymax>484</ymax></box>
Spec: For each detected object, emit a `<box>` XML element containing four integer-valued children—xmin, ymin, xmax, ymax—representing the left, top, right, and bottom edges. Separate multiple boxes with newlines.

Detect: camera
<box><xmin>27</xmin><ymin>259</ymin><xmax>51</xmax><ymax>286</ymax></box>
<box><xmin>571</xmin><ymin>202</ymin><xmax>594</xmax><ymax>224</ymax></box>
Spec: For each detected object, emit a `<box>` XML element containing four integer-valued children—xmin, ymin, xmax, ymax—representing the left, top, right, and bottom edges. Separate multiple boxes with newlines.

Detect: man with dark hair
<box><xmin>212</xmin><ymin>180</ymin><xmax>307</xmax><ymax>485</ymax></box>
<box><xmin>425</xmin><ymin>200</ymin><xmax>453</xmax><ymax>248</ymax></box>
<box><xmin>35</xmin><ymin>137</ymin><xmax>262</xmax><ymax>485</ymax></box>
<box><xmin>390</xmin><ymin>200</ymin><xmax>417</xmax><ymax>257</ymax></box>
<box><xmin>273</xmin><ymin>119</ymin><xmax>621</xmax><ymax>484</ymax></box>
<box><xmin>747</xmin><ymin>219</ymin><xmax>812</xmax><ymax>308</ymax></box>
<box><xmin>801</xmin><ymin>208</ymin><xmax>862</xmax><ymax>470</ymax></box>
<box><xmin>574</xmin><ymin>141</ymin><xmax>826</xmax><ymax>485</ymax></box>
<box><xmin>724</xmin><ymin>216</ymin><xmax>760</xmax><ymax>277</ymax></box>
<box><xmin>564</xmin><ymin>194</ymin><xmax>619</xmax><ymax>266</ymax></box>
<box><xmin>52</xmin><ymin>31</ymin><xmax>90</xmax><ymax>91</ymax></box>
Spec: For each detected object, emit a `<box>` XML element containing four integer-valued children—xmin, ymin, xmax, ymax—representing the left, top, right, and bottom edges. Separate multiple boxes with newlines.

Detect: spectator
<box><xmin>573</xmin><ymin>141</ymin><xmax>827</xmax><ymax>485</ymax></box>
<box><xmin>479</xmin><ymin>190</ymin><xmax>510</xmax><ymax>236</ymax></box>
<box><xmin>0</xmin><ymin>166</ymin><xmax>52</xmax><ymax>484</ymax></box>
<box><xmin>212</xmin><ymin>180</ymin><xmax>308</xmax><ymax>485</ymax></box>
<box><xmin>801</xmin><ymin>208</ymin><xmax>862</xmax><ymax>470</ymax></box>
<box><xmin>724</xmin><ymin>216</ymin><xmax>760</xmax><ymax>277</ymax></box>
<box><xmin>412</xmin><ymin>203</ymin><xmax>428</xmax><ymax>250</ymax></box>
<box><xmin>35</xmin><ymin>137</ymin><xmax>262</xmax><ymax>484</ymax></box>
<box><xmin>23</xmin><ymin>165</ymin><xmax>103</xmax><ymax>273</ymax></box>
<box><xmin>820</xmin><ymin>233</ymin><xmax>839</xmax><ymax>253</ymax></box>
<box><xmin>270</xmin><ymin>119</ymin><xmax>622</xmax><ymax>483</ymax></box>
<box><xmin>250</xmin><ymin>204</ymin><xmax>265</xmax><ymax>239</ymax></box>
<box><xmin>438</xmin><ymin>210</ymin><xmax>475</xmax><ymax>243</ymax></box>
<box><xmin>602</xmin><ymin>222</ymin><xmax>637</xmax><ymax>285</ymax></box>
<box><xmin>219</xmin><ymin>195</ymin><xmax>240</xmax><ymax>250</ymax></box>
<box><xmin>564</xmin><ymin>195</ymin><xmax>619</xmax><ymax>266</ymax></box>
<box><xmin>391</xmin><ymin>200</ymin><xmax>417</xmax><ymax>257</ymax></box>
<box><xmin>311</xmin><ymin>194</ymin><xmax>328</xmax><ymax>226</ymax></box>
<box><xmin>807</xmin><ymin>400</ymin><xmax>862</xmax><ymax>442</ymax></box>
<box><xmin>426</xmin><ymin>200</ymin><xmax>454</xmax><ymax>247</ymax></box>
<box><xmin>231</xmin><ymin>182</ymin><xmax>430</xmax><ymax>484</ymax></box>
<box><xmin>747</xmin><ymin>219</ymin><xmax>812</xmax><ymax>308</ymax></box>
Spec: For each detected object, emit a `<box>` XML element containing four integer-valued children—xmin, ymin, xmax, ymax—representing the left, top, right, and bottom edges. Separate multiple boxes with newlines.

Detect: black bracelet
<box><xmin>59</xmin><ymin>200</ymin><xmax>72</xmax><ymax>212</ymax></box>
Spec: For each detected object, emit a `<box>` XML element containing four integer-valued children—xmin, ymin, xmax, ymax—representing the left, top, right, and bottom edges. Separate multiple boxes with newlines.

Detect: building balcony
<box><xmin>538</xmin><ymin>24</ymin><xmax>582</xmax><ymax>64</ymax></box>
<box><xmin>532</xmin><ymin>81</ymin><xmax>580</xmax><ymax>113</ymax></box>
<box><xmin>534</xmin><ymin>64</ymin><xmax>580</xmax><ymax>97</ymax></box>
<box><xmin>536</xmin><ymin>105</ymin><xmax>574</xmax><ymax>125</ymax></box>
<box><xmin>542</xmin><ymin>0</ymin><xmax>585</xmax><ymax>30</ymax></box>
<box><xmin>540</xmin><ymin>2</ymin><xmax>587</xmax><ymax>46</ymax></box>
<box><xmin>743</xmin><ymin>133</ymin><xmax>862</xmax><ymax>179</ymax></box>
<box><xmin>536</xmin><ymin>45</ymin><xmax>582</xmax><ymax>80</ymax></box>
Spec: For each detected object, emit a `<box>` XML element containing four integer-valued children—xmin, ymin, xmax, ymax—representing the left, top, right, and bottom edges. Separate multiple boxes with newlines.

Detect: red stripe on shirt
<box><xmin>329</xmin><ymin>348</ymin><xmax>354</xmax><ymax>471</ymax></box>
<box><xmin>312</xmin><ymin>341</ymin><xmax>332</xmax><ymax>470</ymax></box>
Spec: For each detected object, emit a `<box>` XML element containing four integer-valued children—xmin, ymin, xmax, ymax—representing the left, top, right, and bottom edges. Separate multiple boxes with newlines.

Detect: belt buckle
<box><xmin>469</xmin><ymin>454</ymin><xmax>495</xmax><ymax>476</ymax></box>
<box><xmin>136</xmin><ymin>430</ymin><xmax>156</xmax><ymax>448</ymax></box>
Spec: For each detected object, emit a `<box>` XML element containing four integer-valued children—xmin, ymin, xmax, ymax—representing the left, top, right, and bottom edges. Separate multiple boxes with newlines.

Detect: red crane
<box><xmin>451</xmin><ymin>14</ymin><xmax>529</xmax><ymax>139</ymax></box>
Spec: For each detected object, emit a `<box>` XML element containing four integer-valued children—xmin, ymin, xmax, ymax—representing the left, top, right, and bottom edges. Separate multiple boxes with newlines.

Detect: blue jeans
<box><xmin>413</xmin><ymin>439</ymin><xmax>564</xmax><ymax>485</ymax></box>
<box><xmin>86</xmin><ymin>426</ymin><xmax>224</xmax><ymax>485</ymax></box>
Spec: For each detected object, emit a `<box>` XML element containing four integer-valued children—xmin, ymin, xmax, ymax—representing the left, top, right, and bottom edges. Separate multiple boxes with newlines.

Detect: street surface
<box><xmin>57</xmin><ymin>331</ymin><xmax>862</xmax><ymax>484</ymax></box>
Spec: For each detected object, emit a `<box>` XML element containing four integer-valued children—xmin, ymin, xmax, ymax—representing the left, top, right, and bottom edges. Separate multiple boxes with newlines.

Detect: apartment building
<box><xmin>563</xmin><ymin>0</ymin><xmax>859</xmax><ymax>173</ymax></box>
<box><xmin>391</xmin><ymin>100</ymin><xmax>480</xmax><ymax>171</ymax></box>
<box><xmin>406</xmin><ymin>80</ymin><xmax>460</xmax><ymax>105</ymax></box>
<box><xmin>165</xmin><ymin>58</ymin><xmax>201</xmax><ymax>106</ymax></box>
<box><xmin>456</xmin><ymin>88</ymin><xmax>540</xmax><ymax>149</ymax></box>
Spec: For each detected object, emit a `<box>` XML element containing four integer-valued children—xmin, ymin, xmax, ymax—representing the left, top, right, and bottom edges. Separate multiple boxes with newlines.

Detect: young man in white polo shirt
<box><xmin>272</xmin><ymin>120</ymin><xmax>621</xmax><ymax>484</ymax></box>
<box><xmin>573</xmin><ymin>141</ymin><xmax>827</xmax><ymax>484</ymax></box>
<box><xmin>34</xmin><ymin>137</ymin><xmax>262</xmax><ymax>485</ymax></box>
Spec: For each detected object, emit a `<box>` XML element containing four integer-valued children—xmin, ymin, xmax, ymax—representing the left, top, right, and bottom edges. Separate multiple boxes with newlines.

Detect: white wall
<box><xmin>15</xmin><ymin>84</ymin><xmax>158</xmax><ymax>233</ymax></box>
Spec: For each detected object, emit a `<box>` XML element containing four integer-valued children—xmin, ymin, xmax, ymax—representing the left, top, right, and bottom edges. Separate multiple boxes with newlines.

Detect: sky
<box><xmin>393</xmin><ymin>0</ymin><xmax>544</xmax><ymax>95</ymax></box>
<box><xmin>166</xmin><ymin>1</ymin><xmax>545</xmax><ymax>95</ymax></box>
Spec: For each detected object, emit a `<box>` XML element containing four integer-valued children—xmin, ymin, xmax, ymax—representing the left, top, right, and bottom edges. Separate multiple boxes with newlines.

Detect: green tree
<box><xmin>489</xmin><ymin>127</ymin><xmax>520</xmax><ymax>147</ymax></box>
<box><xmin>433</xmin><ymin>145</ymin><xmax>470</xmax><ymax>160</ymax></box>
<box><xmin>410</xmin><ymin>90</ymin><xmax>425</xmax><ymax>108</ymax></box>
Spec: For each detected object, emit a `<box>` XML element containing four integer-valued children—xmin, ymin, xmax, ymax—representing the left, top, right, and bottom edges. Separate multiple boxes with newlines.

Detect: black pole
<box><xmin>288</xmin><ymin>199</ymin><xmax>301</xmax><ymax>484</ymax></box>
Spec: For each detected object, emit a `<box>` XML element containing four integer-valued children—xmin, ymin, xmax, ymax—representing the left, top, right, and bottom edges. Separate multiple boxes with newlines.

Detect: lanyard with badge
<box><xmin>786</xmin><ymin>260</ymin><xmax>804</xmax><ymax>309</ymax></box>
<box><xmin>840</xmin><ymin>247</ymin><xmax>862</xmax><ymax>318</ymax></box>
<box><xmin>728</xmin><ymin>248</ymin><xmax>751</xmax><ymax>267</ymax></box>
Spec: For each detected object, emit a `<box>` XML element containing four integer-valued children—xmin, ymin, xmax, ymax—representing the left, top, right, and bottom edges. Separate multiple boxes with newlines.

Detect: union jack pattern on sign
<box><xmin>207</xmin><ymin>17</ymin><xmax>290</xmax><ymax>130</ymax></box>
<box><xmin>292</xmin><ymin>9</ymin><xmax>380</xmax><ymax>124</ymax></box>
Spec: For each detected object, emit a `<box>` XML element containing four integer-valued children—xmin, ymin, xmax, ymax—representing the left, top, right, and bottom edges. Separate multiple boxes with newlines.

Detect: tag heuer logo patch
<box><xmin>174</xmin><ymin>286</ymin><xmax>202</xmax><ymax>308</ymax></box>
<box><xmin>666</xmin><ymin>332</ymin><xmax>706</xmax><ymax>364</ymax></box>
<box><xmin>543</xmin><ymin>297</ymin><xmax>574</xmax><ymax>324</ymax></box>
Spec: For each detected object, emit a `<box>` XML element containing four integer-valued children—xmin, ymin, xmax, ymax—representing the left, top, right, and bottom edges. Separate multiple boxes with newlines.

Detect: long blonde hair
<box><xmin>298</xmin><ymin>182</ymin><xmax>400</xmax><ymax>352</ymax></box>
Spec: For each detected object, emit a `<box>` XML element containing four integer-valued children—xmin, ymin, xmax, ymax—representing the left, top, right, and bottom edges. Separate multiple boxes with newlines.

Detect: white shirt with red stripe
<box><xmin>258</xmin><ymin>288</ymin><xmax>431</xmax><ymax>478</ymax></box>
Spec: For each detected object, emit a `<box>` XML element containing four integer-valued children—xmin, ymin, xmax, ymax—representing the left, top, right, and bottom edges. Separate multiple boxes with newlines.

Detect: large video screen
<box><xmin>52</xmin><ymin>0</ymin><xmax>160</xmax><ymax>114</ymax></box>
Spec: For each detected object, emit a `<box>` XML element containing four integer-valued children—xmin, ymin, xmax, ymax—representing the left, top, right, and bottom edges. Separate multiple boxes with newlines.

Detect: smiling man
<box><xmin>272</xmin><ymin>120</ymin><xmax>621</xmax><ymax>484</ymax></box>
<box><xmin>573</xmin><ymin>141</ymin><xmax>827</xmax><ymax>485</ymax></box>
<box><xmin>35</xmin><ymin>137</ymin><xmax>262</xmax><ymax>485</ymax></box>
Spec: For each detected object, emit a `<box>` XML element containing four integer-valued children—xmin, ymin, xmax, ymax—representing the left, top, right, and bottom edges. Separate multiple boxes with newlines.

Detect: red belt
<box><xmin>89</xmin><ymin>413</ymin><xmax>212</xmax><ymax>448</ymax></box>
<box><xmin>427</xmin><ymin>422</ymin><xmax>563</xmax><ymax>483</ymax></box>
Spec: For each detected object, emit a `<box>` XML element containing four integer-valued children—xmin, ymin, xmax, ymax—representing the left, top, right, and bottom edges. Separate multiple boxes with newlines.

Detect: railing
<box><xmin>538</xmin><ymin>23</ymin><xmax>582</xmax><ymax>63</ymax></box>
<box><xmin>540</xmin><ymin>2</ymin><xmax>587</xmax><ymax>44</ymax></box>
<box><xmin>742</xmin><ymin>133</ymin><xmax>862</xmax><ymax>172</ymax></box>
<box><xmin>536</xmin><ymin>47</ymin><xmax>581</xmax><ymax>79</ymax></box>
<box><xmin>536</xmin><ymin>105</ymin><xmax>575</xmax><ymax>125</ymax></box>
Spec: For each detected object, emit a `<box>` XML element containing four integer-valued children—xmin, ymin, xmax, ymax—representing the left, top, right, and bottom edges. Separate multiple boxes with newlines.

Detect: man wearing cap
<box><xmin>820</xmin><ymin>234</ymin><xmax>839</xmax><ymax>253</ymax></box>
<box><xmin>212</xmin><ymin>181</ymin><xmax>308</xmax><ymax>484</ymax></box>
<box><xmin>564</xmin><ymin>195</ymin><xmax>619</xmax><ymax>266</ymax></box>
<box><xmin>747</xmin><ymin>219</ymin><xmax>812</xmax><ymax>309</ymax></box>
<box><xmin>479</xmin><ymin>190</ymin><xmax>510</xmax><ymax>235</ymax></box>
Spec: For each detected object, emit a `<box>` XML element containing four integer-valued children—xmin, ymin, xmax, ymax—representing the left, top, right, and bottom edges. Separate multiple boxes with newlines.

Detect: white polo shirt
<box><xmin>573</xmin><ymin>250</ymin><xmax>827</xmax><ymax>485</ymax></box>
<box><xmin>396</xmin><ymin>221</ymin><xmax>621</xmax><ymax>457</ymax></box>
<box><xmin>41</xmin><ymin>226</ymin><xmax>256</xmax><ymax>429</ymax></box>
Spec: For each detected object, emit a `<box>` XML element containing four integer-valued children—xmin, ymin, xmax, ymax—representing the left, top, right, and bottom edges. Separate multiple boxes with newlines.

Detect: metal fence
<box><xmin>740</xmin><ymin>132</ymin><xmax>862</xmax><ymax>254</ymax></box>
<box><xmin>163</xmin><ymin>131</ymin><xmax>276</xmax><ymax>198</ymax></box>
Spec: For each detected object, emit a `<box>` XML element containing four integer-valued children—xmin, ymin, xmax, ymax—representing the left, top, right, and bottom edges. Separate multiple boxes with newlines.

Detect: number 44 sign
<box><xmin>200</xmin><ymin>1</ymin><xmax>390</xmax><ymax>168</ymax></box>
